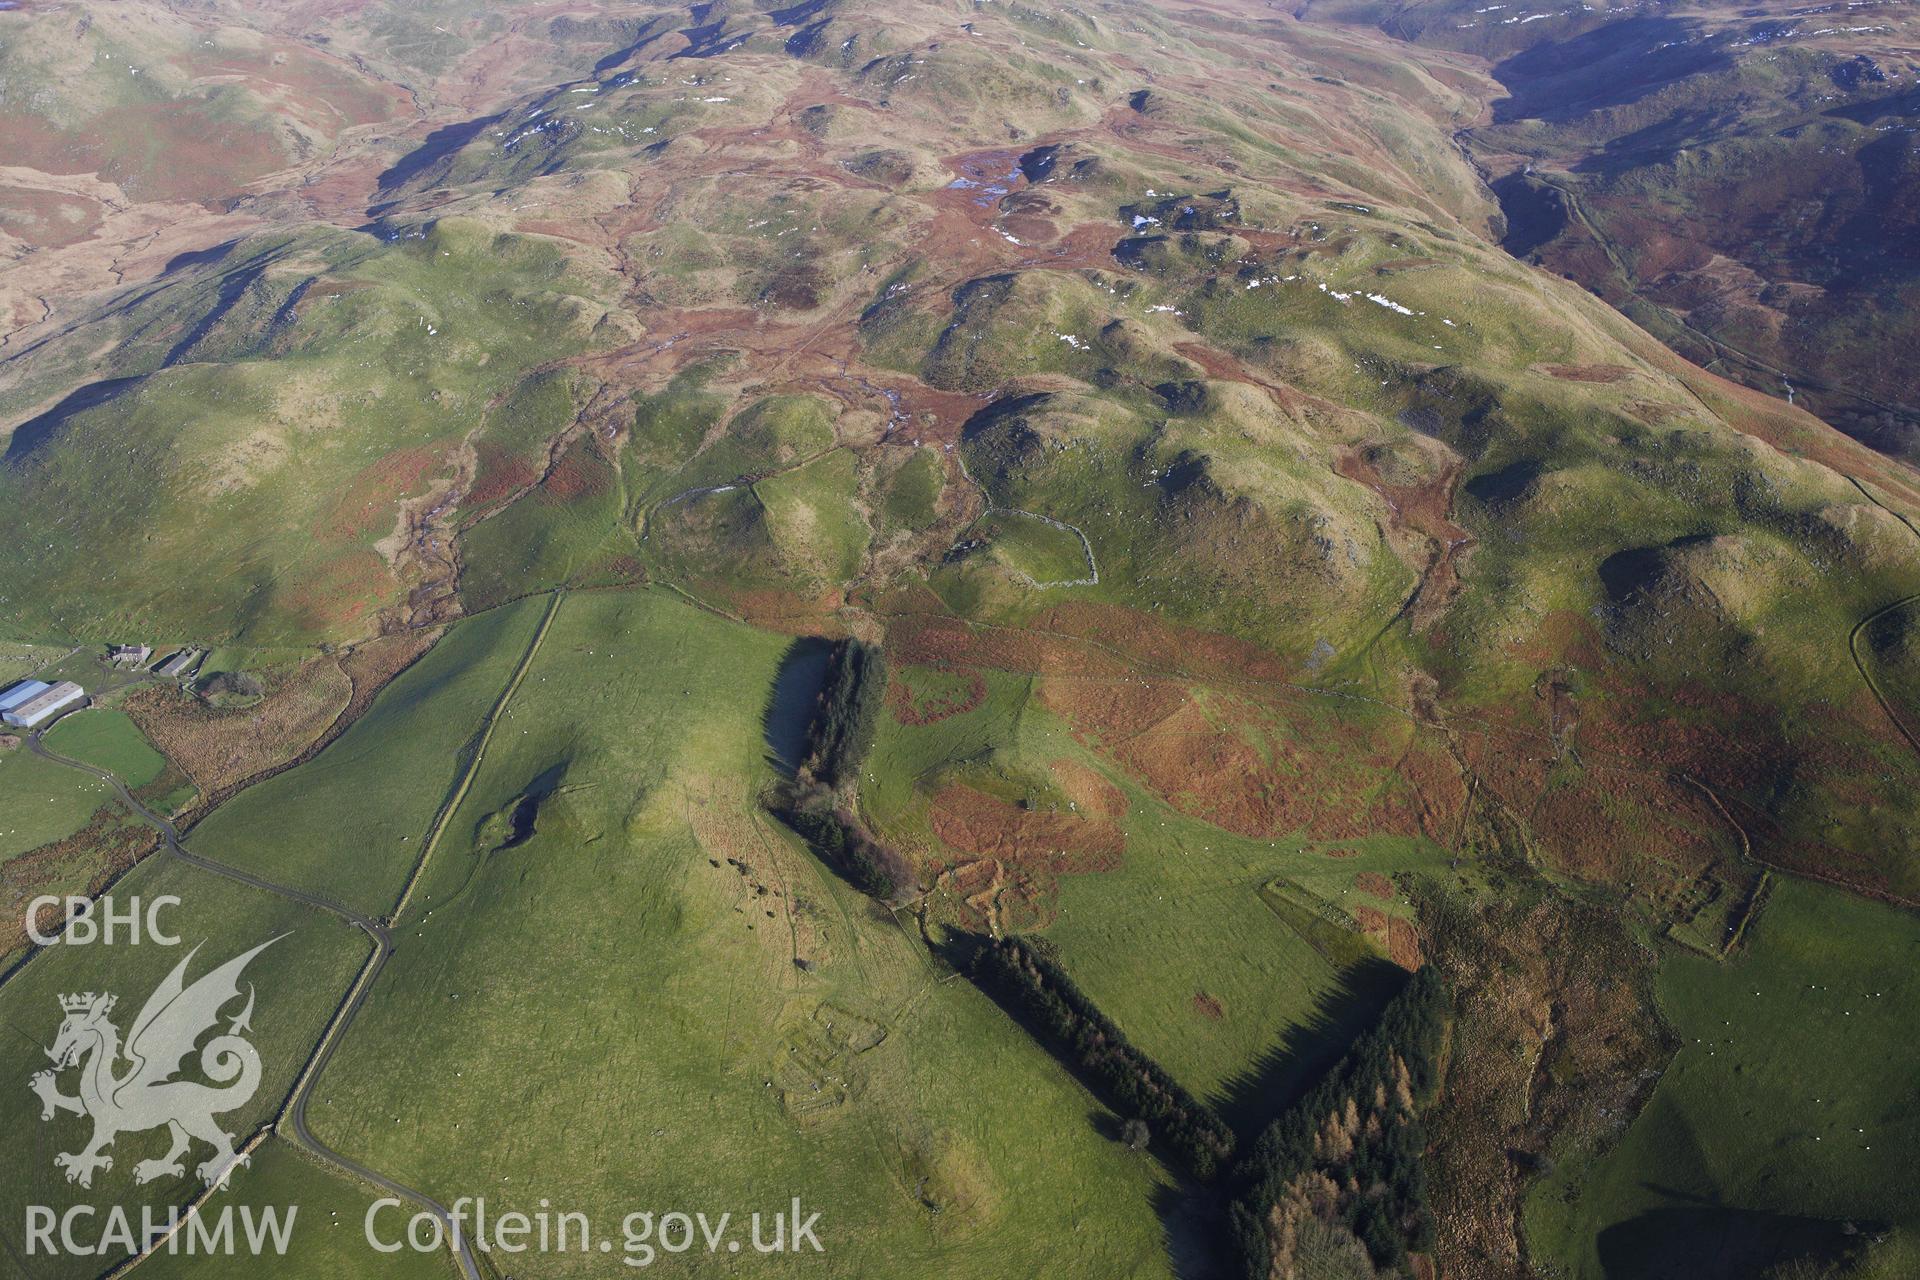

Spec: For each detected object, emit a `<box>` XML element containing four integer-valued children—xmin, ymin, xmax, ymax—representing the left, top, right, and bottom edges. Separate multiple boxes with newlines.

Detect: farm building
<box><xmin>152</xmin><ymin>650</ymin><xmax>196</xmax><ymax>677</ymax></box>
<box><xmin>1</xmin><ymin>680</ymin><xmax>85</xmax><ymax>729</ymax></box>
<box><xmin>0</xmin><ymin>679</ymin><xmax>50</xmax><ymax>715</ymax></box>
<box><xmin>110</xmin><ymin>644</ymin><xmax>152</xmax><ymax>668</ymax></box>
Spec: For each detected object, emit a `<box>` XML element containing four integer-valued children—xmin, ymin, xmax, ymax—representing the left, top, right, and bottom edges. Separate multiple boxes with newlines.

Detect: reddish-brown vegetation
<box><xmin>1334</xmin><ymin>443</ymin><xmax>1471</xmax><ymax>631</ymax></box>
<box><xmin>320</xmin><ymin>446</ymin><xmax>448</xmax><ymax>542</ymax></box>
<box><xmin>125</xmin><ymin>656</ymin><xmax>351</xmax><ymax>794</ymax></box>
<box><xmin>887</xmin><ymin>662</ymin><xmax>988</xmax><ymax>725</ymax></box>
<box><xmin>167</xmin><ymin>627</ymin><xmax>440</xmax><ymax>830</ymax></box>
<box><xmin>1</xmin><ymin>809</ymin><xmax>156</xmax><ymax>960</ymax></box>
<box><xmin>924</xmin><ymin>767</ymin><xmax>1127</xmax><ymax>931</ymax></box>
<box><xmin>541</xmin><ymin>441</ymin><xmax>613</xmax><ymax>501</ymax></box>
<box><xmin>1388</xmin><ymin>915</ymin><xmax>1423</xmax><ymax>971</ymax></box>
<box><xmin>464</xmin><ymin>444</ymin><xmax>541</xmax><ymax>512</ymax></box>
<box><xmin>0</xmin><ymin>187</ymin><xmax>104</xmax><ymax>249</ymax></box>
<box><xmin>1037</xmin><ymin>676</ymin><xmax>1463</xmax><ymax>844</ymax></box>
<box><xmin>1356</xmin><ymin>871</ymin><xmax>1395</xmax><ymax>900</ymax></box>
<box><xmin>928</xmin><ymin>781</ymin><xmax>1124</xmax><ymax>875</ymax></box>
<box><xmin>1538</xmin><ymin>363</ymin><xmax>1634</xmax><ymax>383</ymax></box>
<box><xmin>1354</xmin><ymin>903</ymin><xmax>1390</xmax><ymax>950</ymax></box>
<box><xmin>281</xmin><ymin>550</ymin><xmax>390</xmax><ymax>634</ymax></box>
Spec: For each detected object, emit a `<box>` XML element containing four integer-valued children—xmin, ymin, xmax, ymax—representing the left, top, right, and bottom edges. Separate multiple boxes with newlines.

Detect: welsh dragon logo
<box><xmin>30</xmin><ymin>938</ymin><xmax>280</xmax><ymax>1190</ymax></box>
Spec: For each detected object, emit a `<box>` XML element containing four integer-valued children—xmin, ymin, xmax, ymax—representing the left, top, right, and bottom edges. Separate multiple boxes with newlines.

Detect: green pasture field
<box><xmin>971</xmin><ymin>509</ymin><xmax>1095</xmax><ymax>586</ymax></box>
<box><xmin>131</xmin><ymin>1137</ymin><xmax>454</xmax><ymax>1280</ymax></box>
<box><xmin>1525</xmin><ymin>877</ymin><xmax>1920</xmax><ymax>1280</ymax></box>
<box><xmin>880</xmin><ymin>448</ymin><xmax>945</xmax><ymax>533</ymax></box>
<box><xmin>0</xmin><ymin>854</ymin><xmax>373</xmax><ymax>1279</ymax></box>
<box><xmin>757</xmin><ymin>449</ymin><xmax>870</xmax><ymax>587</ymax></box>
<box><xmin>861</xmin><ymin>663</ymin><xmax>1449</xmax><ymax>1126</ymax></box>
<box><xmin>1861</xmin><ymin>596</ymin><xmax>1920</xmax><ymax>743</ymax></box>
<box><xmin>42</xmin><ymin>709</ymin><xmax>169</xmax><ymax>790</ymax></box>
<box><xmin>632</xmin><ymin>391</ymin><xmax>837</xmax><ymax>511</ymax></box>
<box><xmin>0</xmin><ymin>218</ymin><xmax>617</xmax><ymax>648</ymax></box>
<box><xmin>0</xmin><ymin>643</ymin><xmax>72</xmax><ymax>686</ymax></box>
<box><xmin>302</xmin><ymin>589</ymin><xmax>1175</xmax><ymax>1278</ymax></box>
<box><xmin>457</xmin><ymin>449</ymin><xmax>636</xmax><ymax>611</ymax></box>
<box><xmin>0</xmin><ymin>746</ymin><xmax>118</xmax><ymax>862</ymax></box>
<box><xmin>187</xmin><ymin>598</ymin><xmax>546</xmax><ymax>915</ymax></box>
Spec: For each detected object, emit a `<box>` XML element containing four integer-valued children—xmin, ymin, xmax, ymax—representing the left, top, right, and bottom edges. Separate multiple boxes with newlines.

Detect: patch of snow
<box><xmin>1363</xmin><ymin>292</ymin><xmax>1416</xmax><ymax>315</ymax></box>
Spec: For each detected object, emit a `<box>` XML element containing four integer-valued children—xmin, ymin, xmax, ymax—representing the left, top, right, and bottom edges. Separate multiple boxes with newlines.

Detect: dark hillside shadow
<box><xmin>1596</xmin><ymin>533</ymin><xmax>1710</xmax><ymax>606</ymax></box>
<box><xmin>377</xmin><ymin>113</ymin><xmax>502</xmax><ymax>191</ymax></box>
<box><xmin>762</xmin><ymin>636</ymin><xmax>834</xmax><ymax>775</ymax></box>
<box><xmin>4</xmin><ymin>377</ymin><xmax>144</xmax><ymax>464</ymax></box>
<box><xmin>1489</xmin><ymin>17</ymin><xmax>1725</xmax><ymax>124</ymax></box>
<box><xmin>1489</xmin><ymin>172</ymin><xmax>1568</xmax><ymax>258</ymax></box>
<box><xmin>769</xmin><ymin>0</ymin><xmax>830</xmax><ymax>26</ymax></box>
<box><xmin>1597</xmin><ymin>1206</ymin><xmax>1874</xmax><ymax>1279</ymax></box>
<box><xmin>1826</xmin><ymin>85</ymin><xmax>1920</xmax><ymax>128</ymax></box>
<box><xmin>1211</xmin><ymin>957</ymin><xmax>1406</xmax><ymax>1141</ymax></box>
<box><xmin>1147</xmin><ymin>960</ymin><xmax>1406</xmax><ymax>1279</ymax></box>
<box><xmin>498</xmin><ymin>761</ymin><xmax>568</xmax><ymax>850</ymax></box>
<box><xmin>591</xmin><ymin>14</ymin><xmax>674</xmax><ymax>72</ymax></box>
<box><xmin>1464</xmin><ymin>458</ymin><xmax>1544</xmax><ymax>506</ymax></box>
<box><xmin>163</xmin><ymin>263</ymin><xmax>265</xmax><ymax>366</ymax></box>
<box><xmin>163</xmin><ymin>239</ymin><xmax>237</xmax><ymax>274</ymax></box>
<box><xmin>1574</xmin><ymin>106</ymin><xmax>1731</xmax><ymax>177</ymax></box>
<box><xmin>1155</xmin><ymin>1180</ymin><xmax>1231</xmax><ymax>1280</ymax></box>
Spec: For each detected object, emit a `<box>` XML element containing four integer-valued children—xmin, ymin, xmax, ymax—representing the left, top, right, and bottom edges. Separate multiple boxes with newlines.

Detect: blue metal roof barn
<box><xmin>0</xmin><ymin>679</ymin><xmax>50</xmax><ymax>713</ymax></box>
<box><xmin>1</xmin><ymin>680</ymin><xmax>85</xmax><ymax>729</ymax></box>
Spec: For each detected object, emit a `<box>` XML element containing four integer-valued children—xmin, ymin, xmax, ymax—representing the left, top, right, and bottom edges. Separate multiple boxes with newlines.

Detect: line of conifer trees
<box><xmin>1227</xmin><ymin>965</ymin><xmax>1449</xmax><ymax>1279</ymax></box>
<box><xmin>806</xmin><ymin>638</ymin><xmax>888</xmax><ymax>787</ymax></box>
<box><xmin>777</xmin><ymin>788</ymin><xmax>903</xmax><ymax>899</ymax></box>
<box><xmin>972</xmin><ymin>935</ymin><xmax>1237</xmax><ymax>1180</ymax></box>
<box><xmin>770</xmin><ymin>637</ymin><xmax>905</xmax><ymax>899</ymax></box>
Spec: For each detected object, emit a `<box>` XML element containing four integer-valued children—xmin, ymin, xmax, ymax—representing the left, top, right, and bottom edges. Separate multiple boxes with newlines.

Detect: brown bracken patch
<box><xmin>1538</xmin><ymin>363</ymin><xmax>1634</xmax><ymax>384</ymax></box>
<box><xmin>928</xmin><ymin>782</ymin><xmax>1124</xmax><ymax>875</ymax></box>
<box><xmin>124</xmin><ymin>657</ymin><xmax>351</xmax><ymax>794</ymax></box>
<box><xmin>1356</xmin><ymin>871</ymin><xmax>1394</xmax><ymax>900</ymax></box>
<box><xmin>1</xmin><ymin>809</ymin><xmax>156</xmax><ymax>962</ymax></box>
<box><xmin>887</xmin><ymin>663</ymin><xmax>988</xmax><ymax>725</ymax></box>
<box><xmin>1388</xmin><ymin>915</ymin><xmax>1423</xmax><ymax>971</ymax></box>
<box><xmin>320</xmin><ymin>446</ymin><xmax>449</xmax><ymax>542</ymax></box>
<box><xmin>1035</xmin><ymin>675</ymin><xmax>1465</xmax><ymax>844</ymax></box>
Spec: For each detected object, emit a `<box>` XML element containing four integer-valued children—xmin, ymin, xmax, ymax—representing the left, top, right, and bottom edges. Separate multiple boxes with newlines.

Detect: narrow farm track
<box><xmin>1848</xmin><ymin>594</ymin><xmax>1920</xmax><ymax>761</ymax></box>
<box><xmin>17</xmin><ymin>590</ymin><xmax>565</xmax><ymax>1280</ymax></box>
<box><xmin>21</xmin><ymin>735</ymin><xmax>485</xmax><ymax>1280</ymax></box>
<box><xmin>1843</xmin><ymin>477</ymin><xmax>1920</xmax><ymax>763</ymax></box>
<box><xmin>391</xmin><ymin>588</ymin><xmax>563</xmax><ymax>922</ymax></box>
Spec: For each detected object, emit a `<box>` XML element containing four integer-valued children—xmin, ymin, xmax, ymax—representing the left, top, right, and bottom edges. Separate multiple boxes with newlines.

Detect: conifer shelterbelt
<box><xmin>973</xmin><ymin>935</ymin><xmax>1237</xmax><ymax>1181</ymax></box>
<box><xmin>1230</xmin><ymin>967</ymin><xmax>1450</xmax><ymax>1280</ymax></box>
<box><xmin>770</xmin><ymin>637</ymin><xmax>908</xmax><ymax>900</ymax></box>
<box><xmin>806</xmin><ymin>639</ymin><xmax>889</xmax><ymax>789</ymax></box>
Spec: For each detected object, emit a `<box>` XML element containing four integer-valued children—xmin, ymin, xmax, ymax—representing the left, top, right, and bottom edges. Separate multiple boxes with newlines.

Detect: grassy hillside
<box><xmin>305</xmin><ymin>589</ymin><xmax>1177</xmax><ymax>1277</ymax></box>
<box><xmin>41</xmin><ymin>709</ymin><xmax>168</xmax><ymax>789</ymax></box>
<box><xmin>0</xmin><ymin>218</ymin><xmax>629</xmax><ymax>645</ymax></box>
<box><xmin>1303</xmin><ymin>0</ymin><xmax>1920</xmax><ymax>457</ymax></box>
<box><xmin>1527</xmin><ymin>877</ymin><xmax>1920</xmax><ymax>1280</ymax></box>
<box><xmin>0</xmin><ymin>5</ymin><xmax>405</xmax><ymax>211</ymax></box>
<box><xmin>187</xmin><ymin>596</ymin><xmax>546</xmax><ymax>914</ymax></box>
<box><xmin>1</xmin><ymin>2</ymin><xmax>1918</xmax><ymax>1278</ymax></box>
